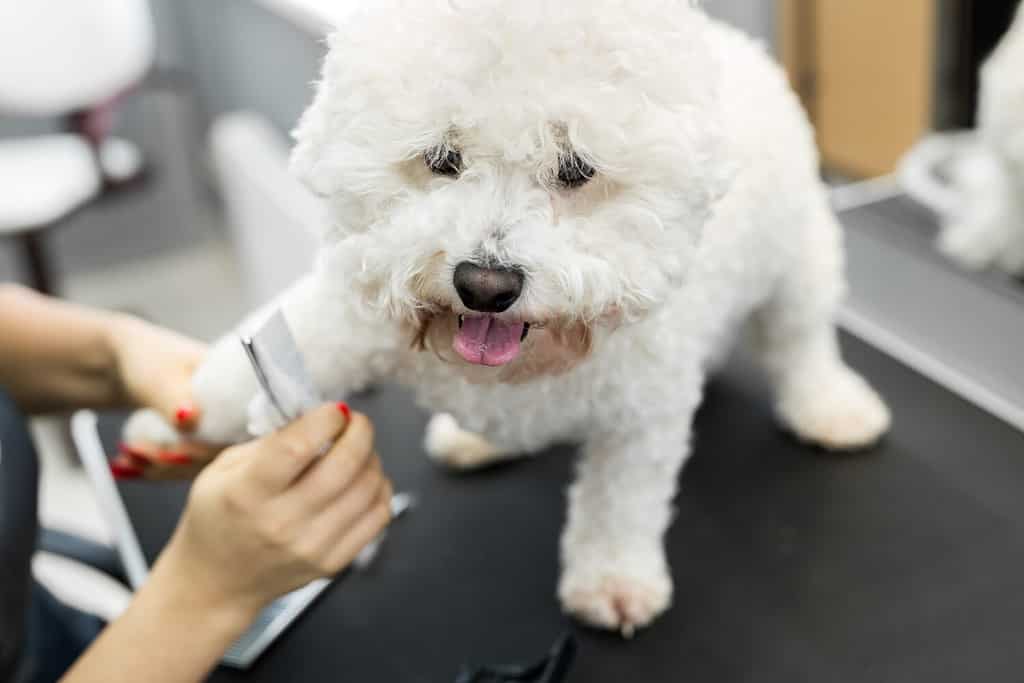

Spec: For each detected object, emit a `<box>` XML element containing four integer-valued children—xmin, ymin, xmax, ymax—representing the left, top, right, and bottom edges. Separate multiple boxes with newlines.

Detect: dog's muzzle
<box><xmin>452</xmin><ymin>262</ymin><xmax>529</xmax><ymax>367</ymax></box>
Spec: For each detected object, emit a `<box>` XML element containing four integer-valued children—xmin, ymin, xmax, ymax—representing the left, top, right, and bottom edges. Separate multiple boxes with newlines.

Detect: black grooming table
<box><xmin>100</xmin><ymin>333</ymin><xmax>1024</xmax><ymax>682</ymax></box>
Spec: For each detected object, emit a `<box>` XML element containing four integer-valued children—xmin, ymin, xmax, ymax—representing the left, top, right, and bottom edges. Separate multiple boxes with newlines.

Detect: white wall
<box><xmin>702</xmin><ymin>0</ymin><xmax>778</xmax><ymax>51</ymax></box>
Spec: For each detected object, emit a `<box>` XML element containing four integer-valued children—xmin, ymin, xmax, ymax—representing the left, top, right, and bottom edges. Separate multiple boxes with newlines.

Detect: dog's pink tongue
<box><xmin>454</xmin><ymin>316</ymin><xmax>524</xmax><ymax>367</ymax></box>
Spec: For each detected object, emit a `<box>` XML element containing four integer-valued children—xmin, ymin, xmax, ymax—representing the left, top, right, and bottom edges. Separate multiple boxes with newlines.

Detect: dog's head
<box><xmin>292</xmin><ymin>0</ymin><xmax>732</xmax><ymax>381</ymax></box>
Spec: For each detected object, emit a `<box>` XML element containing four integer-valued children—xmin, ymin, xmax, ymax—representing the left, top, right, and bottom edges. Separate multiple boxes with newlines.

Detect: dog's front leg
<box><xmin>558</xmin><ymin>414</ymin><xmax>694</xmax><ymax>636</ymax></box>
<box><xmin>124</xmin><ymin>274</ymin><xmax>396</xmax><ymax>445</ymax></box>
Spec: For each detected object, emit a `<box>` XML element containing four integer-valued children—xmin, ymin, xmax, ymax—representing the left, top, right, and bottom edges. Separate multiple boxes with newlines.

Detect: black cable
<box><xmin>455</xmin><ymin>631</ymin><xmax>577</xmax><ymax>683</ymax></box>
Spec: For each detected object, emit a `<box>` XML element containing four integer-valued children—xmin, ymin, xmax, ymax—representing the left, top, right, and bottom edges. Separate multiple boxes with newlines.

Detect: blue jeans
<box><xmin>17</xmin><ymin>583</ymin><xmax>106</xmax><ymax>683</ymax></box>
<box><xmin>0</xmin><ymin>389</ymin><xmax>105</xmax><ymax>683</ymax></box>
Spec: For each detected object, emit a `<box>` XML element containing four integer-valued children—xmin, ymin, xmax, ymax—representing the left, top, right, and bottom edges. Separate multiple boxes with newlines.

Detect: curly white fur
<box><xmin>934</xmin><ymin>4</ymin><xmax>1024</xmax><ymax>274</ymax></box>
<box><xmin>126</xmin><ymin>0</ymin><xmax>890</xmax><ymax>633</ymax></box>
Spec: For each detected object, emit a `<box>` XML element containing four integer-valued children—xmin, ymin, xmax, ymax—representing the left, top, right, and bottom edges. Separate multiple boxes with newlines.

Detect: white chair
<box><xmin>209</xmin><ymin>112</ymin><xmax>322</xmax><ymax>309</ymax></box>
<box><xmin>0</xmin><ymin>0</ymin><xmax>156</xmax><ymax>293</ymax></box>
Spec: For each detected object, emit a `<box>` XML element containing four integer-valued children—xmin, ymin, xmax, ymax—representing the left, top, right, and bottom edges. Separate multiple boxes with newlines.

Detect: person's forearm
<box><xmin>60</xmin><ymin>554</ymin><xmax>256</xmax><ymax>683</ymax></box>
<box><xmin>0</xmin><ymin>284</ymin><xmax>130</xmax><ymax>414</ymax></box>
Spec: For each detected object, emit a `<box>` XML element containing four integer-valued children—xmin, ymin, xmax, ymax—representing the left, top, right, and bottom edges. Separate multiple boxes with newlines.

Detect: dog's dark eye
<box><xmin>425</xmin><ymin>146</ymin><xmax>463</xmax><ymax>177</ymax></box>
<box><xmin>557</xmin><ymin>152</ymin><xmax>595</xmax><ymax>189</ymax></box>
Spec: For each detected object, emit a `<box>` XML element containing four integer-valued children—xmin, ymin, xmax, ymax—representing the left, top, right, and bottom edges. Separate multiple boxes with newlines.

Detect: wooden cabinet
<box><xmin>780</xmin><ymin>0</ymin><xmax>938</xmax><ymax>177</ymax></box>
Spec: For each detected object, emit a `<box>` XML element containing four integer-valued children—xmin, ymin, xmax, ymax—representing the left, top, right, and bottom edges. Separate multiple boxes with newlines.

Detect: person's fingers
<box><xmin>171</xmin><ymin>399</ymin><xmax>200</xmax><ymax>433</ymax></box>
<box><xmin>320</xmin><ymin>480</ymin><xmax>394</xmax><ymax>574</ymax></box>
<box><xmin>118</xmin><ymin>441</ymin><xmax>222</xmax><ymax>466</ymax></box>
<box><xmin>110</xmin><ymin>456</ymin><xmax>208</xmax><ymax>482</ymax></box>
<box><xmin>297</xmin><ymin>456</ymin><xmax>386</xmax><ymax>552</ymax></box>
<box><xmin>147</xmin><ymin>335</ymin><xmax>206</xmax><ymax>432</ymax></box>
<box><xmin>141</xmin><ymin>462</ymin><xmax>208</xmax><ymax>482</ymax></box>
<box><xmin>112</xmin><ymin>441</ymin><xmax>223</xmax><ymax>481</ymax></box>
<box><xmin>246</xmin><ymin>403</ymin><xmax>351</xmax><ymax>493</ymax></box>
<box><xmin>110</xmin><ymin>456</ymin><xmax>145</xmax><ymax>481</ymax></box>
<box><xmin>146</xmin><ymin>376</ymin><xmax>199</xmax><ymax>433</ymax></box>
<box><xmin>283</xmin><ymin>413</ymin><xmax>377</xmax><ymax>514</ymax></box>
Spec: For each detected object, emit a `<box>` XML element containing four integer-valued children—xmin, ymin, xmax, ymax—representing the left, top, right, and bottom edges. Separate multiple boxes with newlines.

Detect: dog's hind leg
<box><xmin>750</xmin><ymin>199</ymin><xmax>891</xmax><ymax>451</ymax></box>
<box><xmin>423</xmin><ymin>413</ymin><xmax>512</xmax><ymax>470</ymax></box>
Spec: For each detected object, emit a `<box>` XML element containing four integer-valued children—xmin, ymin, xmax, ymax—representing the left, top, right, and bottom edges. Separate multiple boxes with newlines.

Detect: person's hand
<box><xmin>59</xmin><ymin>404</ymin><xmax>392</xmax><ymax>683</ymax></box>
<box><xmin>107</xmin><ymin>315</ymin><xmax>223</xmax><ymax>480</ymax></box>
<box><xmin>113</xmin><ymin>440</ymin><xmax>225</xmax><ymax>481</ymax></box>
<box><xmin>146</xmin><ymin>403</ymin><xmax>393</xmax><ymax>622</ymax></box>
<box><xmin>109</xmin><ymin>314</ymin><xmax>206</xmax><ymax>426</ymax></box>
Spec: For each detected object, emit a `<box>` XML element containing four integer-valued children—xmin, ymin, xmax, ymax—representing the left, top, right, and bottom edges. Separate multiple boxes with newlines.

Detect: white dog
<box><xmin>909</xmin><ymin>3</ymin><xmax>1024</xmax><ymax>274</ymax></box>
<box><xmin>128</xmin><ymin>0</ymin><xmax>890</xmax><ymax>633</ymax></box>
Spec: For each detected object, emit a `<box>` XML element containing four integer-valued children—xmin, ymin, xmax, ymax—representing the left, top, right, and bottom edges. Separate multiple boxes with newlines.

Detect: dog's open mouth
<box><xmin>454</xmin><ymin>314</ymin><xmax>531</xmax><ymax>367</ymax></box>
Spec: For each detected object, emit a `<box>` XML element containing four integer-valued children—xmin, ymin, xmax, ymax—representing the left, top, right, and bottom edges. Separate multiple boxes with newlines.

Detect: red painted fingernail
<box><xmin>118</xmin><ymin>444</ymin><xmax>150</xmax><ymax>466</ymax></box>
<box><xmin>175</xmin><ymin>403</ymin><xmax>197</xmax><ymax>426</ymax></box>
<box><xmin>337</xmin><ymin>402</ymin><xmax>351</xmax><ymax>420</ymax></box>
<box><xmin>111</xmin><ymin>461</ymin><xmax>143</xmax><ymax>479</ymax></box>
<box><xmin>157</xmin><ymin>451</ymin><xmax>193</xmax><ymax>465</ymax></box>
<box><xmin>118</xmin><ymin>443</ymin><xmax>146</xmax><ymax>457</ymax></box>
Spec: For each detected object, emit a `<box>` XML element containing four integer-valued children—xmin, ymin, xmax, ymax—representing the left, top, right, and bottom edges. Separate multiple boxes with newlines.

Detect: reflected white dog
<box><xmin>128</xmin><ymin>0</ymin><xmax>890</xmax><ymax>634</ymax></box>
<box><xmin>913</xmin><ymin>4</ymin><xmax>1024</xmax><ymax>274</ymax></box>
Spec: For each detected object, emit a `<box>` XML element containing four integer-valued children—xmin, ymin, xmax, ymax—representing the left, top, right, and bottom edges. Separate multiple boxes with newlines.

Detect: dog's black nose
<box><xmin>454</xmin><ymin>262</ymin><xmax>524</xmax><ymax>313</ymax></box>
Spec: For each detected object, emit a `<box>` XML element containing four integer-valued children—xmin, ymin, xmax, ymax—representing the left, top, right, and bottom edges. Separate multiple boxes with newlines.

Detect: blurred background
<box><xmin>2</xmin><ymin>0</ymin><xmax>1023</xmax><ymax>619</ymax></box>
<box><xmin>4</xmin><ymin>0</ymin><xmax>1019</xmax><ymax>330</ymax></box>
<box><xmin>782</xmin><ymin>0</ymin><xmax>1020</xmax><ymax>177</ymax></box>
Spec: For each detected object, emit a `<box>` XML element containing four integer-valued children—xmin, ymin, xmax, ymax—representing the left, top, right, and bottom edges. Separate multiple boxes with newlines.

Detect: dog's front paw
<box><xmin>424</xmin><ymin>413</ymin><xmax>504</xmax><ymax>470</ymax></box>
<box><xmin>558</xmin><ymin>556</ymin><xmax>673</xmax><ymax>637</ymax></box>
<box><xmin>123</xmin><ymin>409</ymin><xmax>180</xmax><ymax>446</ymax></box>
<box><xmin>247</xmin><ymin>392</ymin><xmax>288</xmax><ymax>437</ymax></box>
<box><xmin>777</xmin><ymin>364</ymin><xmax>891</xmax><ymax>451</ymax></box>
<box><xmin>938</xmin><ymin>221</ymin><xmax>1003</xmax><ymax>272</ymax></box>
